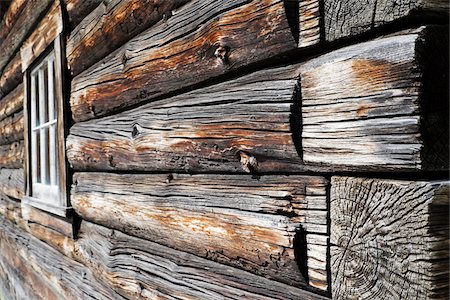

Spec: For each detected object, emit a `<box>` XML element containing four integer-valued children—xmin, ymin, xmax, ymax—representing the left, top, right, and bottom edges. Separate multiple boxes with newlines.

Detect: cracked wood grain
<box><xmin>74</xmin><ymin>221</ymin><xmax>329</xmax><ymax>299</ymax></box>
<box><xmin>71</xmin><ymin>172</ymin><xmax>329</xmax><ymax>290</ymax></box>
<box><xmin>67</xmin><ymin>64</ymin><xmax>305</xmax><ymax>173</ymax></box>
<box><xmin>331</xmin><ymin>177</ymin><xmax>449</xmax><ymax>299</ymax></box>
<box><xmin>0</xmin><ymin>215</ymin><xmax>124</xmax><ymax>300</ymax></box>
<box><xmin>70</xmin><ymin>0</ymin><xmax>320</xmax><ymax>122</ymax></box>
<box><xmin>67</xmin><ymin>0</ymin><xmax>191</xmax><ymax>77</ymax></box>
<box><xmin>300</xmin><ymin>26</ymin><xmax>449</xmax><ymax>171</ymax></box>
<box><xmin>324</xmin><ymin>0</ymin><xmax>449</xmax><ymax>41</ymax></box>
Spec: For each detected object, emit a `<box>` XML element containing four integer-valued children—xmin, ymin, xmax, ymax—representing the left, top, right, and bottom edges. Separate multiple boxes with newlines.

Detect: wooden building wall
<box><xmin>0</xmin><ymin>0</ymin><xmax>448</xmax><ymax>299</ymax></box>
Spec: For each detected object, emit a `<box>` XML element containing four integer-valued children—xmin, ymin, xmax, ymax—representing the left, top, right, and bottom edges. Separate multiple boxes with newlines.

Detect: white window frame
<box><xmin>23</xmin><ymin>35</ymin><xmax>70</xmax><ymax>217</ymax></box>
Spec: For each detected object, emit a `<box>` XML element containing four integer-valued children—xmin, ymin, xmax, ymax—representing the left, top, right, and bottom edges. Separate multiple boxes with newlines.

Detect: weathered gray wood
<box><xmin>67</xmin><ymin>64</ymin><xmax>306</xmax><ymax>173</ymax></box>
<box><xmin>0</xmin><ymin>0</ymin><xmax>53</xmax><ymax>75</ymax></box>
<box><xmin>331</xmin><ymin>177</ymin><xmax>449</xmax><ymax>299</ymax></box>
<box><xmin>0</xmin><ymin>83</ymin><xmax>23</xmax><ymax>122</ymax></box>
<box><xmin>0</xmin><ymin>52</ymin><xmax>22</xmax><ymax>99</ymax></box>
<box><xmin>0</xmin><ymin>111</ymin><xmax>23</xmax><ymax>145</ymax></box>
<box><xmin>74</xmin><ymin>221</ymin><xmax>329</xmax><ymax>299</ymax></box>
<box><xmin>0</xmin><ymin>141</ymin><xmax>23</xmax><ymax>169</ymax></box>
<box><xmin>72</xmin><ymin>172</ymin><xmax>329</xmax><ymax>290</ymax></box>
<box><xmin>0</xmin><ymin>250</ymin><xmax>55</xmax><ymax>300</ymax></box>
<box><xmin>300</xmin><ymin>26</ymin><xmax>449</xmax><ymax>171</ymax></box>
<box><xmin>67</xmin><ymin>0</ymin><xmax>191</xmax><ymax>76</ymax></box>
<box><xmin>63</xmin><ymin>0</ymin><xmax>103</xmax><ymax>30</ymax></box>
<box><xmin>324</xmin><ymin>0</ymin><xmax>449</xmax><ymax>41</ymax></box>
<box><xmin>70</xmin><ymin>0</ymin><xmax>321</xmax><ymax>122</ymax></box>
<box><xmin>0</xmin><ymin>169</ymin><xmax>24</xmax><ymax>200</ymax></box>
<box><xmin>0</xmin><ymin>215</ymin><xmax>124</xmax><ymax>300</ymax></box>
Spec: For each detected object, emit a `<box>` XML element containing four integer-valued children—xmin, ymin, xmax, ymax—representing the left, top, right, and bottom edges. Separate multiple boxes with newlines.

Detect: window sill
<box><xmin>22</xmin><ymin>196</ymin><xmax>73</xmax><ymax>217</ymax></box>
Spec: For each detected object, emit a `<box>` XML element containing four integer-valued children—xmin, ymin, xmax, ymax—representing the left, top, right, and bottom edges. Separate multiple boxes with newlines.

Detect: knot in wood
<box><xmin>214</xmin><ymin>45</ymin><xmax>230</xmax><ymax>63</ymax></box>
<box><xmin>239</xmin><ymin>151</ymin><xmax>258</xmax><ymax>173</ymax></box>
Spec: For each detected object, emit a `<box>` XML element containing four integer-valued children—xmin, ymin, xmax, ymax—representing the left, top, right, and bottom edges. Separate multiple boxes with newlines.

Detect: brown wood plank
<box><xmin>331</xmin><ymin>177</ymin><xmax>449</xmax><ymax>299</ymax></box>
<box><xmin>0</xmin><ymin>0</ymin><xmax>53</xmax><ymax>75</ymax></box>
<box><xmin>300</xmin><ymin>26</ymin><xmax>449</xmax><ymax>172</ymax></box>
<box><xmin>74</xmin><ymin>221</ymin><xmax>329</xmax><ymax>299</ymax></box>
<box><xmin>0</xmin><ymin>0</ymin><xmax>26</xmax><ymax>46</ymax></box>
<box><xmin>0</xmin><ymin>168</ymin><xmax>24</xmax><ymax>200</ymax></box>
<box><xmin>0</xmin><ymin>141</ymin><xmax>23</xmax><ymax>169</ymax></box>
<box><xmin>63</xmin><ymin>0</ymin><xmax>103</xmax><ymax>30</ymax></box>
<box><xmin>0</xmin><ymin>83</ymin><xmax>23</xmax><ymax>122</ymax></box>
<box><xmin>0</xmin><ymin>111</ymin><xmax>23</xmax><ymax>145</ymax></box>
<box><xmin>20</xmin><ymin>0</ymin><xmax>63</xmax><ymax>72</ymax></box>
<box><xmin>0</xmin><ymin>52</ymin><xmax>22</xmax><ymax>99</ymax></box>
<box><xmin>67</xmin><ymin>64</ymin><xmax>305</xmax><ymax>173</ymax></box>
<box><xmin>324</xmin><ymin>0</ymin><xmax>449</xmax><ymax>41</ymax></box>
<box><xmin>67</xmin><ymin>0</ymin><xmax>191</xmax><ymax>77</ymax></box>
<box><xmin>72</xmin><ymin>172</ymin><xmax>329</xmax><ymax>290</ymax></box>
<box><xmin>0</xmin><ymin>215</ymin><xmax>124</xmax><ymax>300</ymax></box>
<box><xmin>70</xmin><ymin>0</ymin><xmax>320</xmax><ymax>122</ymax></box>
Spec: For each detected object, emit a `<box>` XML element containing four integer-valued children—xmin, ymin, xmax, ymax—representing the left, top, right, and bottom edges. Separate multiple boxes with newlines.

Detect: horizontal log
<box><xmin>0</xmin><ymin>240</ymin><xmax>60</xmax><ymax>300</ymax></box>
<box><xmin>74</xmin><ymin>221</ymin><xmax>328</xmax><ymax>299</ymax></box>
<box><xmin>331</xmin><ymin>177</ymin><xmax>449</xmax><ymax>299</ymax></box>
<box><xmin>324</xmin><ymin>0</ymin><xmax>449</xmax><ymax>41</ymax></box>
<box><xmin>300</xmin><ymin>26</ymin><xmax>449</xmax><ymax>171</ymax></box>
<box><xmin>0</xmin><ymin>216</ymin><xmax>124</xmax><ymax>300</ymax></box>
<box><xmin>0</xmin><ymin>51</ymin><xmax>22</xmax><ymax>99</ymax></box>
<box><xmin>0</xmin><ymin>111</ymin><xmax>23</xmax><ymax>145</ymax></box>
<box><xmin>0</xmin><ymin>83</ymin><xmax>23</xmax><ymax>122</ymax></box>
<box><xmin>72</xmin><ymin>172</ymin><xmax>329</xmax><ymax>290</ymax></box>
<box><xmin>0</xmin><ymin>168</ymin><xmax>23</xmax><ymax>200</ymax></box>
<box><xmin>299</xmin><ymin>0</ymin><xmax>321</xmax><ymax>47</ymax></box>
<box><xmin>67</xmin><ymin>0</ymin><xmax>190</xmax><ymax>77</ymax></box>
<box><xmin>20</xmin><ymin>0</ymin><xmax>63</xmax><ymax>72</ymax></box>
<box><xmin>70</xmin><ymin>0</ymin><xmax>320</xmax><ymax>122</ymax></box>
<box><xmin>21</xmin><ymin>204</ymin><xmax>75</xmax><ymax>238</ymax></box>
<box><xmin>0</xmin><ymin>0</ymin><xmax>53</xmax><ymax>75</ymax></box>
<box><xmin>0</xmin><ymin>141</ymin><xmax>23</xmax><ymax>169</ymax></box>
<box><xmin>0</xmin><ymin>193</ymin><xmax>22</xmax><ymax>226</ymax></box>
<box><xmin>63</xmin><ymin>0</ymin><xmax>103</xmax><ymax>30</ymax></box>
<box><xmin>0</xmin><ymin>0</ymin><xmax>27</xmax><ymax>45</ymax></box>
<box><xmin>67</xmin><ymin>64</ymin><xmax>305</xmax><ymax>173</ymax></box>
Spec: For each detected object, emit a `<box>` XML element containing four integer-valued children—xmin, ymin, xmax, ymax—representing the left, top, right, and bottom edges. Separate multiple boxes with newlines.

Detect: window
<box><xmin>30</xmin><ymin>51</ymin><xmax>59</xmax><ymax>202</ymax></box>
<box><xmin>22</xmin><ymin>35</ymin><xmax>70</xmax><ymax>217</ymax></box>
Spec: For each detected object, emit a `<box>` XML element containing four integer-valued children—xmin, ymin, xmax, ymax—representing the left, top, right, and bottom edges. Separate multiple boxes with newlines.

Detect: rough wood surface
<box><xmin>0</xmin><ymin>168</ymin><xmax>23</xmax><ymax>200</ymax></box>
<box><xmin>74</xmin><ymin>221</ymin><xmax>328</xmax><ymax>299</ymax></box>
<box><xmin>20</xmin><ymin>0</ymin><xmax>63</xmax><ymax>72</ymax></box>
<box><xmin>0</xmin><ymin>111</ymin><xmax>23</xmax><ymax>145</ymax></box>
<box><xmin>0</xmin><ymin>141</ymin><xmax>23</xmax><ymax>169</ymax></box>
<box><xmin>0</xmin><ymin>52</ymin><xmax>22</xmax><ymax>99</ymax></box>
<box><xmin>0</xmin><ymin>0</ymin><xmax>26</xmax><ymax>46</ymax></box>
<box><xmin>300</xmin><ymin>26</ymin><xmax>449</xmax><ymax>171</ymax></box>
<box><xmin>0</xmin><ymin>83</ymin><xmax>23</xmax><ymax>122</ymax></box>
<box><xmin>67</xmin><ymin>0</ymin><xmax>190</xmax><ymax>76</ymax></box>
<box><xmin>299</xmin><ymin>0</ymin><xmax>321</xmax><ymax>47</ymax></box>
<box><xmin>21</xmin><ymin>204</ymin><xmax>74</xmax><ymax>238</ymax></box>
<box><xmin>72</xmin><ymin>172</ymin><xmax>329</xmax><ymax>290</ymax></box>
<box><xmin>67</xmin><ymin>64</ymin><xmax>306</xmax><ymax>173</ymax></box>
<box><xmin>0</xmin><ymin>215</ymin><xmax>124</xmax><ymax>300</ymax></box>
<box><xmin>324</xmin><ymin>0</ymin><xmax>449</xmax><ymax>41</ymax></box>
<box><xmin>0</xmin><ymin>0</ymin><xmax>53</xmax><ymax>75</ymax></box>
<box><xmin>70</xmin><ymin>0</ymin><xmax>320</xmax><ymax>122</ymax></box>
<box><xmin>64</xmin><ymin>0</ymin><xmax>103</xmax><ymax>30</ymax></box>
<box><xmin>331</xmin><ymin>177</ymin><xmax>449</xmax><ymax>299</ymax></box>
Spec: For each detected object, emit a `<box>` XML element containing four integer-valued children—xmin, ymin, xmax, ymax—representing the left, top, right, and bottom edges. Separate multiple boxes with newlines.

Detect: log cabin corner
<box><xmin>0</xmin><ymin>0</ymin><xmax>448</xmax><ymax>299</ymax></box>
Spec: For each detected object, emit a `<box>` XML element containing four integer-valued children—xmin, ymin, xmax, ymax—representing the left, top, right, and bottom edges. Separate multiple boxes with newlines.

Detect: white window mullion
<box><xmin>30</xmin><ymin>74</ymin><xmax>38</xmax><ymax>185</ymax></box>
<box><xmin>48</xmin><ymin>58</ymin><xmax>57</xmax><ymax>187</ymax></box>
<box><xmin>38</xmin><ymin>68</ymin><xmax>48</xmax><ymax>185</ymax></box>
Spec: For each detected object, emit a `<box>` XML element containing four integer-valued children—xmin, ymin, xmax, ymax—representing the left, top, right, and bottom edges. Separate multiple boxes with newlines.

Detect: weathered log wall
<box><xmin>0</xmin><ymin>0</ymin><xmax>448</xmax><ymax>299</ymax></box>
